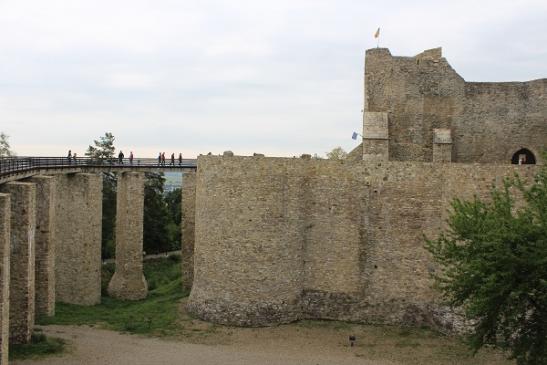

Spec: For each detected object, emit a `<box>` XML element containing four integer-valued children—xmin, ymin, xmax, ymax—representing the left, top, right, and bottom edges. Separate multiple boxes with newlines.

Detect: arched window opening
<box><xmin>511</xmin><ymin>148</ymin><xmax>536</xmax><ymax>165</ymax></box>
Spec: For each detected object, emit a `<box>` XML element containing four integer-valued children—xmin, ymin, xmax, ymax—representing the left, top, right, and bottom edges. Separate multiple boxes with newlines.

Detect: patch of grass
<box><xmin>9</xmin><ymin>332</ymin><xmax>66</xmax><ymax>360</ymax></box>
<box><xmin>39</xmin><ymin>257</ymin><xmax>188</xmax><ymax>337</ymax></box>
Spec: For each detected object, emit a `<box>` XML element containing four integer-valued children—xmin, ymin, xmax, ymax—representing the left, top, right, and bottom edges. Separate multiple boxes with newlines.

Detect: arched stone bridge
<box><xmin>0</xmin><ymin>156</ymin><xmax>198</xmax><ymax>360</ymax></box>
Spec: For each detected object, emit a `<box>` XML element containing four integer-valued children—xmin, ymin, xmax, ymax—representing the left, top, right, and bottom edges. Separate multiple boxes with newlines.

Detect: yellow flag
<box><xmin>374</xmin><ymin>27</ymin><xmax>380</xmax><ymax>38</ymax></box>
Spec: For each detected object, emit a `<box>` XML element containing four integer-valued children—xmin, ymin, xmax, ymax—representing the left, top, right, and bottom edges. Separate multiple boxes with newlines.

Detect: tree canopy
<box><xmin>86</xmin><ymin>132</ymin><xmax>116</xmax><ymax>160</ymax></box>
<box><xmin>143</xmin><ymin>173</ymin><xmax>181</xmax><ymax>254</ymax></box>
<box><xmin>326</xmin><ymin>146</ymin><xmax>347</xmax><ymax>160</ymax></box>
<box><xmin>426</xmin><ymin>165</ymin><xmax>547</xmax><ymax>365</ymax></box>
<box><xmin>0</xmin><ymin>132</ymin><xmax>14</xmax><ymax>157</ymax></box>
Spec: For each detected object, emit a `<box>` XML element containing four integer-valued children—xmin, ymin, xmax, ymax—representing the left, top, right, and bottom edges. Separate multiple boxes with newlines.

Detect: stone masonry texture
<box><xmin>0</xmin><ymin>182</ymin><xmax>36</xmax><ymax>344</ymax></box>
<box><xmin>364</xmin><ymin>48</ymin><xmax>547</xmax><ymax>163</ymax></box>
<box><xmin>0</xmin><ymin>194</ymin><xmax>10</xmax><ymax>364</ymax></box>
<box><xmin>28</xmin><ymin>176</ymin><xmax>56</xmax><ymax>317</ymax></box>
<box><xmin>181</xmin><ymin>170</ymin><xmax>196</xmax><ymax>292</ymax></box>
<box><xmin>108</xmin><ymin>172</ymin><xmax>148</xmax><ymax>300</ymax></box>
<box><xmin>55</xmin><ymin>173</ymin><xmax>102</xmax><ymax>305</ymax></box>
<box><xmin>362</xmin><ymin>112</ymin><xmax>389</xmax><ymax>161</ymax></box>
<box><xmin>187</xmin><ymin>156</ymin><xmax>539</xmax><ymax>331</ymax></box>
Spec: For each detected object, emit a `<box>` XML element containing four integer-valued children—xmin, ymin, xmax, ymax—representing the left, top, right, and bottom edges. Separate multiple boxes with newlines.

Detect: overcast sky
<box><xmin>1</xmin><ymin>0</ymin><xmax>546</xmax><ymax>158</ymax></box>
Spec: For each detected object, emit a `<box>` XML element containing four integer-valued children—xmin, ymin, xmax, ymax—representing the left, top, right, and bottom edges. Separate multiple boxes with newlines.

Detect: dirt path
<box><xmin>12</xmin><ymin>325</ymin><xmax>391</xmax><ymax>365</ymax></box>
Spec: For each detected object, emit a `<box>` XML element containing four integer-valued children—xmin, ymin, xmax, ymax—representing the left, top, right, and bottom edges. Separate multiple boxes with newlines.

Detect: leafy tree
<box><xmin>326</xmin><ymin>146</ymin><xmax>347</xmax><ymax>160</ymax></box>
<box><xmin>165</xmin><ymin>188</ymin><xmax>181</xmax><ymax>226</ymax></box>
<box><xmin>143</xmin><ymin>172</ymin><xmax>171</xmax><ymax>254</ymax></box>
<box><xmin>0</xmin><ymin>132</ymin><xmax>14</xmax><ymax>157</ymax></box>
<box><xmin>165</xmin><ymin>188</ymin><xmax>182</xmax><ymax>249</ymax></box>
<box><xmin>101</xmin><ymin>176</ymin><xmax>117</xmax><ymax>260</ymax></box>
<box><xmin>85</xmin><ymin>132</ymin><xmax>116</xmax><ymax>161</ymax></box>
<box><xmin>86</xmin><ymin>132</ymin><xmax>117</xmax><ymax>259</ymax></box>
<box><xmin>426</xmin><ymin>165</ymin><xmax>547</xmax><ymax>365</ymax></box>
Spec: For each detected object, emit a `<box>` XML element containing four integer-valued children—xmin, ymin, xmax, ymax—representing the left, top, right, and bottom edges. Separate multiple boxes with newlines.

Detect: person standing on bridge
<box><xmin>161</xmin><ymin>152</ymin><xmax>166</xmax><ymax>166</ymax></box>
<box><xmin>129</xmin><ymin>151</ymin><xmax>134</xmax><ymax>165</ymax></box>
<box><xmin>118</xmin><ymin>150</ymin><xmax>124</xmax><ymax>165</ymax></box>
<box><xmin>170</xmin><ymin>153</ymin><xmax>175</xmax><ymax>166</ymax></box>
<box><xmin>73</xmin><ymin>152</ymin><xmax>77</xmax><ymax>165</ymax></box>
<box><xmin>158</xmin><ymin>152</ymin><xmax>161</xmax><ymax>166</ymax></box>
<box><xmin>67</xmin><ymin>150</ymin><xmax>72</xmax><ymax>164</ymax></box>
<box><xmin>178</xmin><ymin>153</ymin><xmax>183</xmax><ymax>166</ymax></box>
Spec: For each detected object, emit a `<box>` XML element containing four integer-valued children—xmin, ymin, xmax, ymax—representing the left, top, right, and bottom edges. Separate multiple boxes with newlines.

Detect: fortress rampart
<box><xmin>364</xmin><ymin>48</ymin><xmax>547</xmax><ymax>163</ymax></box>
<box><xmin>187</xmin><ymin>156</ymin><xmax>539</xmax><ymax>330</ymax></box>
<box><xmin>0</xmin><ymin>46</ymin><xmax>544</xmax><ymax>362</ymax></box>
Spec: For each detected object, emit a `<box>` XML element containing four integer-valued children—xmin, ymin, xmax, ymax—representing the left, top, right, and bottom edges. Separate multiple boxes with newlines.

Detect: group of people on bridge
<box><xmin>158</xmin><ymin>152</ymin><xmax>183</xmax><ymax>166</ymax></box>
<box><xmin>66</xmin><ymin>150</ymin><xmax>185</xmax><ymax>166</ymax></box>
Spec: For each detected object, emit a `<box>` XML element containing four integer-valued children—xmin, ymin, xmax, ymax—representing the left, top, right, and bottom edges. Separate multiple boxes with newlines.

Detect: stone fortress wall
<box><xmin>0</xmin><ymin>46</ymin><xmax>544</xmax><ymax>363</ymax></box>
<box><xmin>187</xmin><ymin>156</ymin><xmax>538</xmax><ymax>330</ymax></box>
<box><xmin>364</xmin><ymin>47</ymin><xmax>547</xmax><ymax>163</ymax></box>
<box><xmin>186</xmin><ymin>47</ymin><xmax>546</xmax><ymax>330</ymax></box>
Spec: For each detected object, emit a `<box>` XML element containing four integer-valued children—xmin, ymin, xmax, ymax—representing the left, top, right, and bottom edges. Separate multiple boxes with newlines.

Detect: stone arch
<box><xmin>511</xmin><ymin>148</ymin><xmax>536</xmax><ymax>165</ymax></box>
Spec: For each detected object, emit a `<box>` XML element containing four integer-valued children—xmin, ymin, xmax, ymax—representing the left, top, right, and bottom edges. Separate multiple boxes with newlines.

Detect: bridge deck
<box><xmin>0</xmin><ymin>157</ymin><xmax>197</xmax><ymax>184</ymax></box>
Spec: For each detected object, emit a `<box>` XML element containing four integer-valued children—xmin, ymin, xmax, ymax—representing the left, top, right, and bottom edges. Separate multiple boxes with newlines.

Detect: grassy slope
<box><xmin>39</xmin><ymin>255</ymin><xmax>187</xmax><ymax>337</ymax></box>
<box><xmin>9</xmin><ymin>331</ymin><xmax>66</xmax><ymax>360</ymax></box>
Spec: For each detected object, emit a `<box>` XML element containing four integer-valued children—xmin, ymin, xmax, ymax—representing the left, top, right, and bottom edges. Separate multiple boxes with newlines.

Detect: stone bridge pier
<box><xmin>55</xmin><ymin>173</ymin><xmax>102</xmax><ymax>306</ymax></box>
<box><xmin>108</xmin><ymin>172</ymin><xmax>147</xmax><ymax>300</ymax></box>
<box><xmin>0</xmin><ymin>182</ymin><xmax>36</xmax><ymax>345</ymax></box>
<box><xmin>0</xmin><ymin>194</ymin><xmax>11</xmax><ymax>363</ymax></box>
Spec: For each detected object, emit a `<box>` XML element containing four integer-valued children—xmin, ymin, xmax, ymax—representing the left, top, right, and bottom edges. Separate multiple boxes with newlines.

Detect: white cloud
<box><xmin>0</xmin><ymin>0</ymin><xmax>545</xmax><ymax>157</ymax></box>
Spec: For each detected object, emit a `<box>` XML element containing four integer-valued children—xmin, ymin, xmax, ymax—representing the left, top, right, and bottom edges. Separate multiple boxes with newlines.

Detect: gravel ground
<box><xmin>12</xmin><ymin>325</ymin><xmax>390</xmax><ymax>365</ymax></box>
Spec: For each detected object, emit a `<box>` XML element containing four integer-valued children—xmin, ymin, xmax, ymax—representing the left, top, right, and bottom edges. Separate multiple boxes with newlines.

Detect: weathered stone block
<box><xmin>0</xmin><ymin>182</ymin><xmax>36</xmax><ymax>344</ymax></box>
<box><xmin>363</xmin><ymin>112</ymin><xmax>389</xmax><ymax>162</ymax></box>
<box><xmin>108</xmin><ymin>172</ymin><xmax>147</xmax><ymax>300</ymax></box>
<box><xmin>433</xmin><ymin>129</ymin><xmax>453</xmax><ymax>163</ymax></box>
<box><xmin>28</xmin><ymin>176</ymin><xmax>56</xmax><ymax>317</ymax></box>
<box><xmin>0</xmin><ymin>194</ymin><xmax>11</xmax><ymax>363</ymax></box>
<box><xmin>55</xmin><ymin>173</ymin><xmax>102</xmax><ymax>305</ymax></box>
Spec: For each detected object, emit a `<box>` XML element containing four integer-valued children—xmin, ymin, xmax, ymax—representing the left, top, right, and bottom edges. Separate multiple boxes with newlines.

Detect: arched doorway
<box><xmin>511</xmin><ymin>148</ymin><xmax>536</xmax><ymax>165</ymax></box>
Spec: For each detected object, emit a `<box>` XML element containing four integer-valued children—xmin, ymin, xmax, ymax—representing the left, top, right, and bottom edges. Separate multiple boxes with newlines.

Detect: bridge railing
<box><xmin>0</xmin><ymin>156</ymin><xmax>197</xmax><ymax>180</ymax></box>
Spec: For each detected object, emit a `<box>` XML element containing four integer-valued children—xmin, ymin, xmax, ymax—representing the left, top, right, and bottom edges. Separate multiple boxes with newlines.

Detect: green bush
<box><xmin>426</xmin><ymin>165</ymin><xmax>547</xmax><ymax>365</ymax></box>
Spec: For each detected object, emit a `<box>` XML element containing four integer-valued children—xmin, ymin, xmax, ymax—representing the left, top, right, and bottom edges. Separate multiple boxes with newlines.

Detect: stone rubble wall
<box><xmin>54</xmin><ymin>173</ymin><xmax>102</xmax><ymax>305</ymax></box>
<box><xmin>364</xmin><ymin>48</ymin><xmax>547</xmax><ymax>163</ymax></box>
<box><xmin>107</xmin><ymin>172</ymin><xmax>147</xmax><ymax>300</ymax></box>
<box><xmin>181</xmin><ymin>170</ymin><xmax>196</xmax><ymax>292</ymax></box>
<box><xmin>0</xmin><ymin>182</ymin><xmax>36</xmax><ymax>344</ymax></box>
<box><xmin>28</xmin><ymin>176</ymin><xmax>56</xmax><ymax>317</ymax></box>
<box><xmin>188</xmin><ymin>155</ymin><xmax>539</xmax><ymax>331</ymax></box>
<box><xmin>0</xmin><ymin>194</ymin><xmax>10</xmax><ymax>364</ymax></box>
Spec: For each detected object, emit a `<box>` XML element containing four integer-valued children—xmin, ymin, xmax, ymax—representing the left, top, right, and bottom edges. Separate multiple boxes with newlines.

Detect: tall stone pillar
<box><xmin>0</xmin><ymin>182</ymin><xmax>36</xmax><ymax>344</ymax></box>
<box><xmin>28</xmin><ymin>176</ymin><xmax>56</xmax><ymax>317</ymax></box>
<box><xmin>433</xmin><ymin>128</ymin><xmax>453</xmax><ymax>163</ymax></box>
<box><xmin>181</xmin><ymin>170</ymin><xmax>196</xmax><ymax>292</ymax></box>
<box><xmin>108</xmin><ymin>172</ymin><xmax>147</xmax><ymax>300</ymax></box>
<box><xmin>363</xmin><ymin>112</ymin><xmax>389</xmax><ymax>161</ymax></box>
<box><xmin>55</xmin><ymin>173</ymin><xmax>102</xmax><ymax>305</ymax></box>
<box><xmin>0</xmin><ymin>194</ymin><xmax>11</xmax><ymax>363</ymax></box>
